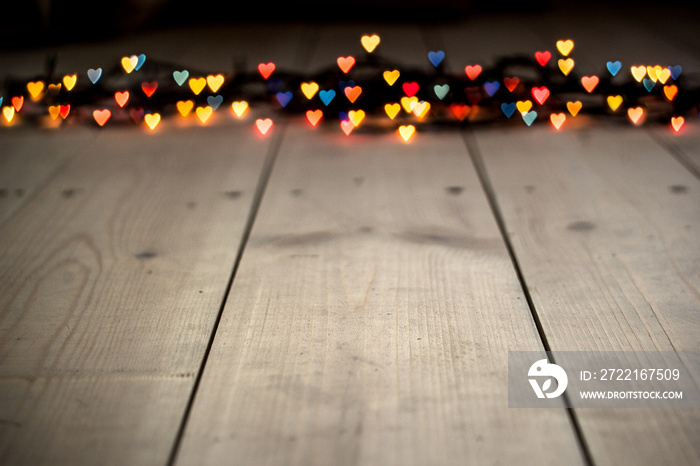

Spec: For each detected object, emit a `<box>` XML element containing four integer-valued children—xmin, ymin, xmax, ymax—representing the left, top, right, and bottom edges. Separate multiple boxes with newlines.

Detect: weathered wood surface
<box><xmin>0</xmin><ymin>22</ymin><xmax>317</xmax><ymax>466</ymax></box>
<box><xmin>0</xmin><ymin>126</ymin><xmax>272</xmax><ymax>465</ymax></box>
<box><xmin>436</xmin><ymin>12</ymin><xmax>700</xmax><ymax>464</ymax></box>
<box><xmin>0</xmin><ymin>128</ymin><xmax>96</xmax><ymax>228</ymax></box>
<box><xmin>2</xmin><ymin>10</ymin><xmax>699</xmax><ymax>466</ymax></box>
<box><xmin>176</xmin><ymin>125</ymin><xmax>585</xmax><ymax>466</ymax></box>
<box><xmin>469</xmin><ymin>126</ymin><xmax>700</xmax><ymax>464</ymax></box>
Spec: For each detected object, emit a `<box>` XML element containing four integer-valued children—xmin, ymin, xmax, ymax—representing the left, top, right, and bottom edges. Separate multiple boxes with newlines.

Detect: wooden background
<box><xmin>1</xmin><ymin>4</ymin><xmax>699</xmax><ymax>465</ymax></box>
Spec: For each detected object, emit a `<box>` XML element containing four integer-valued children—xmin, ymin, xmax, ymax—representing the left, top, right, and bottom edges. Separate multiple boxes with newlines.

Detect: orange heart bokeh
<box><xmin>93</xmin><ymin>109</ymin><xmax>111</xmax><ymax>126</ymax></box>
<box><xmin>306</xmin><ymin>109</ymin><xmax>323</xmax><ymax>127</ymax></box>
<box><xmin>337</xmin><ymin>56</ymin><xmax>355</xmax><ymax>73</ymax></box>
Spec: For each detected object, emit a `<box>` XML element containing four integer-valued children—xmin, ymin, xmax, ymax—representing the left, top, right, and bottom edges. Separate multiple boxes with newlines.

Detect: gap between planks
<box><xmin>167</xmin><ymin>25</ymin><xmax>319</xmax><ymax>465</ymax></box>
<box><xmin>461</xmin><ymin>128</ymin><xmax>596</xmax><ymax>466</ymax></box>
<box><xmin>420</xmin><ymin>24</ymin><xmax>594</xmax><ymax>466</ymax></box>
<box><xmin>166</xmin><ymin>121</ymin><xmax>288</xmax><ymax>466</ymax></box>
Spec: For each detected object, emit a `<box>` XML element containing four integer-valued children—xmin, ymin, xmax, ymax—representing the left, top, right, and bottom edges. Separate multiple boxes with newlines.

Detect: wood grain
<box><xmin>0</xmin><ymin>126</ymin><xmax>271</xmax><ymax>465</ymax></box>
<box><xmin>0</xmin><ymin>128</ymin><xmax>96</xmax><ymax>228</ymax></box>
<box><xmin>437</xmin><ymin>14</ymin><xmax>700</xmax><ymax>464</ymax></box>
<box><xmin>470</xmin><ymin>126</ymin><xmax>700</xmax><ymax>465</ymax></box>
<box><xmin>176</xmin><ymin>125</ymin><xmax>585</xmax><ymax>466</ymax></box>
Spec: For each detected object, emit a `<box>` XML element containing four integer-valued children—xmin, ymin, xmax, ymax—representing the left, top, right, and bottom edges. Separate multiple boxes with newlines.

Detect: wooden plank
<box><xmin>470</xmin><ymin>126</ymin><xmax>700</xmax><ymax>465</ymax></box>
<box><xmin>437</xmin><ymin>12</ymin><xmax>700</xmax><ymax>464</ymax></box>
<box><xmin>652</xmin><ymin>126</ymin><xmax>700</xmax><ymax>178</ymax></box>
<box><xmin>0</xmin><ymin>124</ymin><xmax>272</xmax><ymax>465</ymax></box>
<box><xmin>175</xmin><ymin>123</ymin><xmax>585</xmax><ymax>465</ymax></box>
<box><xmin>0</xmin><ymin>128</ymin><xmax>97</xmax><ymax>227</ymax></box>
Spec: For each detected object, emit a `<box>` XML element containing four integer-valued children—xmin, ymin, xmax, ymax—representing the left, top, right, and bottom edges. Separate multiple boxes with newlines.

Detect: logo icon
<box><xmin>528</xmin><ymin>359</ymin><xmax>568</xmax><ymax>398</ymax></box>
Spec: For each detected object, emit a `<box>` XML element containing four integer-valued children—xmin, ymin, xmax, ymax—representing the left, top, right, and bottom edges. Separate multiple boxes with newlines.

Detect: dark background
<box><xmin>4</xmin><ymin>0</ymin><xmax>699</xmax><ymax>49</ymax></box>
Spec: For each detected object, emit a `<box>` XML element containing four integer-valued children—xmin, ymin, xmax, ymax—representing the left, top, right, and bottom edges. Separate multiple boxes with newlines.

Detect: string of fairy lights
<box><xmin>1</xmin><ymin>35</ymin><xmax>698</xmax><ymax>140</ymax></box>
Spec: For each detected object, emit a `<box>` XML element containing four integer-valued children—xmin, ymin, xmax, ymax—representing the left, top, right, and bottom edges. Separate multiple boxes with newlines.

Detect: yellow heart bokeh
<box><xmin>607</xmin><ymin>95</ymin><xmax>623</xmax><ymax>111</ymax></box>
<box><xmin>361</xmin><ymin>34</ymin><xmax>380</xmax><ymax>53</ymax></box>
<box><xmin>207</xmin><ymin>74</ymin><xmax>224</xmax><ymax>93</ymax></box>
<box><xmin>145</xmin><ymin>113</ymin><xmax>161</xmax><ymax>130</ymax></box>
<box><xmin>411</xmin><ymin>101</ymin><xmax>430</xmax><ymax>119</ymax></box>
<box><xmin>301</xmin><ymin>82</ymin><xmax>319</xmax><ymax>99</ymax></box>
<box><xmin>63</xmin><ymin>74</ymin><xmax>77</xmax><ymax>91</ymax></box>
<box><xmin>556</xmin><ymin>39</ymin><xmax>574</xmax><ymax>56</ymax></box>
<box><xmin>121</xmin><ymin>56</ymin><xmax>138</xmax><ymax>73</ymax></box>
<box><xmin>398</xmin><ymin>125</ymin><xmax>415</xmax><ymax>142</ymax></box>
<box><xmin>231</xmin><ymin>101</ymin><xmax>248</xmax><ymax>117</ymax></box>
<box><xmin>196</xmin><ymin>106</ymin><xmax>213</xmax><ymax>123</ymax></box>
<box><xmin>48</xmin><ymin>84</ymin><xmax>61</xmax><ymax>95</ymax></box>
<box><xmin>516</xmin><ymin>100</ymin><xmax>532</xmax><ymax>114</ymax></box>
<box><xmin>400</xmin><ymin>96</ymin><xmax>418</xmax><ymax>113</ymax></box>
<box><xmin>657</xmin><ymin>68</ymin><xmax>671</xmax><ymax>84</ymax></box>
<box><xmin>384</xmin><ymin>103</ymin><xmax>400</xmax><ymax>119</ymax></box>
<box><xmin>177</xmin><ymin>100</ymin><xmax>194</xmax><ymax>117</ymax></box>
<box><xmin>349</xmin><ymin>110</ymin><xmax>365</xmax><ymax>127</ymax></box>
<box><xmin>383</xmin><ymin>70</ymin><xmax>400</xmax><ymax>86</ymax></box>
<box><xmin>630</xmin><ymin>66</ymin><xmax>646</xmax><ymax>82</ymax></box>
<box><xmin>27</xmin><ymin>81</ymin><xmax>45</xmax><ymax>100</ymax></box>
<box><xmin>189</xmin><ymin>77</ymin><xmax>207</xmax><ymax>95</ymax></box>
<box><xmin>558</xmin><ymin>58</ymin><xmax>574</xmax><ymax>76</ymax></box>
<box><xmin>3</xmin><ymin>106</ymin><xmax>15</xmax><ymax>123</ymax></box>
<box><xmin>646</xmin><ymin>65</ymin><xmax>662</xmax><ymax>82</ymax></box>
<box><xmin>48</xmin><ymin>106</ymin><xmax>60</xmax><ymax>120</ymax></box>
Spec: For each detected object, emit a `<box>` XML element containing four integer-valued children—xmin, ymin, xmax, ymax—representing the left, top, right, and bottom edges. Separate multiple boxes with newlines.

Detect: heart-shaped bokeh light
<box><xmin>144</xmin><ymin>113</ymin><xmax>161</xmax><ymax>130</ymax></box>
<box><xmin>177</xmin><ymin>100</ymin><xmax>194</xmax><ymax>117</ymax></box>
<box><xmin>567</xmin><ymin>101</ymin><xmax>582</xmax><ymax>116</ymax></box>
<box><xmin>231</xmin><ymin>101</ymin><xmax>248</xmax><ymax>118</ymax></box>
<box><xmin>188</xmin><ymin>78</ymin><xmax>206</xmax><ymax>95</ymax></box>
<box><xmin>258</xmin><ymin>62</ymin><xmax>275</xmax><ymax>79</ymax></box>
<box><xmin>558</xmin><ymin>58</ymin><xmax>574</xmax><ymax>76</ymax></box>
<box><xmin>306</xmin><ymin>109</ymin><xmax>323</xmax><ymax>127</ymax></box>
<box><xmin>93</xmin><ymin>109</ymin><xmax>111</xmax><ymax>126</ymax></box>
<box><xmin>607</xmin><ymin>95</ymin><xmax>623</xmax><ymax>111</ymax></box>
<box><xmin>361</xmin><ymin>35</ymin><xmax>380</xmax><ymax>53</ymax></box>
<box><xmin>398</xmin><ymin>125</ymin><xmax>415</xmax><ymax>141</ymax></box>
<box><xmin>627</xmin><ymin>107</ymin><xmax>644</xmax><ymax>125</ymax></box>
<box><xmin>556</xmin><ymin>39</ymin><xmax>574</xmax><ymax>56</ymax></box>
<box><xmin>196</xmin><ymin>106</ymin><xmax>213</xmax><ymax>123</ymax></box>
<box><xmin>337</xmin><ymin>56</ymin><xmax>355</xmax><ymax>73</ymax></box>
<box><xmin>207</xmin><ymin>75</ymin><xmax>224</xmax><ymax>93</ymax></box>
<box><xmin>383</xmin><ymin>70</ymin><xmax>400</xmax><ymax>86</ymax></box>
<box><xmin>256</xmin><ymin>118</ymin><xmax>273</xmax><ymax>135</ymax></box>
<box><xmin>465</xmin><ymin>65</ymin><xmax>482</xmax><ymax>80</ymax></box>
<box><xmin>384</xmin><ymin>103</ymin><xmax>400</xmax><ymax>119</ymax></box>
<box><xmin>63</xmin><ymin>74</ymin><xmax>77</xmax><ymax>91</ymax></box>
<box><xmin>301</xmin><ymin>82</ymin><xmax>319</xmax><ymax>99</ymax></box>
<box><xmin>27</xmin><ymin>81</ymin><xmax>44</xmax><ymax>100</ymax></box>
<box><xmin>671</xmin><ymin>116</ymin><xmax>684</xmax><ymax>132</ymax></box>
<box><xmin>550</xmin><ymin>113</ymin><xmax>566</xmax><ymax>130</ymax></box>
<box><xmin>115</xmin><ymin>91</ymin><xmax>129</xmax><ymax>107</ymax></box>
